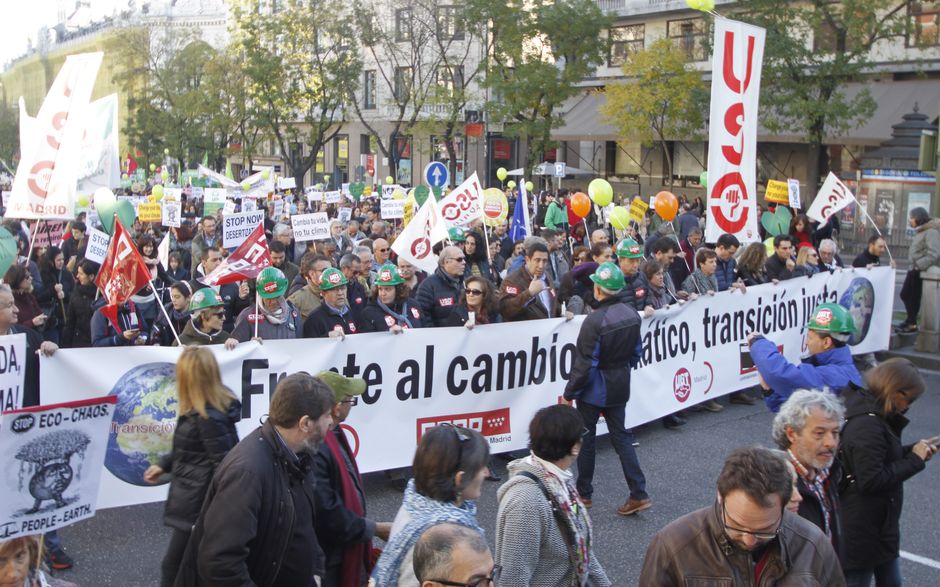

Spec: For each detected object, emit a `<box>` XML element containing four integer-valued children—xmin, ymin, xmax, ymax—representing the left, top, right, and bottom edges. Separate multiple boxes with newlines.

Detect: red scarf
<box><xmin>324</xmin><ymin>427</ymin><xmax>370</xmax><ymax>587</ymax></box>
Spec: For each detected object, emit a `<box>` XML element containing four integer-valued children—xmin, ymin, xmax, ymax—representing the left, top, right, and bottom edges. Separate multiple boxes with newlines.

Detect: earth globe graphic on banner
<box><xmin>839</xmin><ymin>277</ymin><xmax>875</xmax><ymax>346</ymax></box>
<box><xmin>105</xmin><ymin>363</ymin><xmax>178</xmax><ymax>486</ymax></box>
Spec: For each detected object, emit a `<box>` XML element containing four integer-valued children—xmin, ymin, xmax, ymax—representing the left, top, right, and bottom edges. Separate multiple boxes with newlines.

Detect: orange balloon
<box><xmin>654</xmin><ymin>191</ymin><xmax>679</xmax><ymax>221</ymax></box>
<box><xmin>570</xmin><ymin>192</ymin><xmax>591</xmax><ymax>218</ymax></box>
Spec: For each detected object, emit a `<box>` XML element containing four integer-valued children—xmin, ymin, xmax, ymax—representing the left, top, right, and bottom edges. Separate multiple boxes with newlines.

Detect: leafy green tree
<box><xmin>0</xmin><ymin>99</ymin><xmax>19</xmax><ymax>172</ymax></box>
<box><xmin>231</xmin><ymin>0</ymin><xmax>361</xmax><ymax>187</ymax></box>
<box><xmin>602</xmin><ymin>38</ymin><xmax>706</xmax><ymax>187</ymax></box>
<box><xmin>736</xmin><ymin>0</ymin><xmax>913</xmax><ymax>189</ymax></box>
<box><xmin>468</xmin><ymin>0</ymin><xmax>609</xmax><ymax>171</ymax></box>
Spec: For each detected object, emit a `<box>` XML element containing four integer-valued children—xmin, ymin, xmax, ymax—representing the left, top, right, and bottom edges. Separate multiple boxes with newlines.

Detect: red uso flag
<box><xmin>806</xmin><ymin>172</ymin><xmax>856</xmax><ymax>223</ymax></box>
<box><xmin>200</xmin><ymin>223</ymin><xmax>271</xmax><ymax>286</ymax></box>
<box><xmin>94</xmin><ymin>218</ymin><xmax>151</xmax><ymax>331</ymax></box>
<box><xmin>705</xmin><ymin>18</ymin><xmax>765</xmax><ymax>244</ymax></box>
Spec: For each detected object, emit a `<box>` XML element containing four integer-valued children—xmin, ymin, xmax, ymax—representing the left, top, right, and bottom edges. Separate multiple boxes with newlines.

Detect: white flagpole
<box><xmin>254</xmin><ymin>295</ymin><xmax>260</xmax><ymax>340</ymax></box>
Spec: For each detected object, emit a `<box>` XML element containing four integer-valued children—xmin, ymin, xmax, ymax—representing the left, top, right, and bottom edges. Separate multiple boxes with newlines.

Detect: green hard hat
<box><xmin>448</xmin><ymin>227</ymin><xmax>467</xmax><ymax>242</ymax></box>
<box><xmin>590</xmin><ymin>261</ymin><xmax>626</xmax><ymax>291</ymax></box>
<box><xmin>616</xmin><ymin>238</ymin><xmax>644</xmax><ymax>259</ymax></box>
<box><xmin>375</xmin><ymin>263</ymin><xmax>404</xmax><ymax>286</ymax></box>
<box><xmin>188</xmin><ymin>287</ymin><xmax>224</xmax><ymax>313</ymax></box>
<box><xmin>256</xmin><ymin>267</ymin><xmax>288</xmax><ymax>299</ymax></box>
<box><xmin>319</xmin><ymin>267</ymin><xmax>349</xmax><ymax>291</ymax></box>
<box><xmin>806</xmin><ymin>303</ymin><xmax>856</xmax><ymax>334</ymax></box>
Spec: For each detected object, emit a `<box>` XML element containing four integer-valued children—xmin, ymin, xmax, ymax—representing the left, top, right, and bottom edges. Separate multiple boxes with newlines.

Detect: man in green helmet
<box><xmin>231</xmin><ymin>267</ymin><xmax>303</xmax><ymax>341</ymax></box>
<box><xmin>748</xmin><ymin>302</ymin><xmax>863</xmax><ymax>413</ymax></box>
<box><xmin>563</xmin><ymin>262</ymin><xmax>650</xmax><ymax>516</ymax></box>
<box><xmin>303</xmin><ymin>267</ymin><xmax>362</xmax><ymax>338</ymax></box>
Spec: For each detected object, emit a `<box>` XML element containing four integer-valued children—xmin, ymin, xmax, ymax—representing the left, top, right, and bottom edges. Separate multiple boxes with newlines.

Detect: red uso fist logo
<box><xmin>329</xmin><ymin>272</ymin><xmax>342</xmax><ymax>285</ymax></box>
<box><xmin>380</xmin><ymin>269</ymin><xmax>392</xmax><ymax>282</ymax></box>
<box><xmin>673</xmin><ymin>368</ymin><xmax>692</xmax><ymax>403</ymax></box>
<box><xmin>411</xmin><ymin>237</ymin><xmax>431</xmax><ymax>260</ymax></box>
<box><xmin>27</xmin><ymin>160</ymin><xmax>54</xmax><ymax>200</ymax></box>
<box><xmin>814</xmin><ymin>308</ymin><xmax>832</xmax><ymax>325</ymax></box>
<box><xmin>441</xmin><ymin>203</ymin><xmax>460</xmax><ymax>221</ymax></box>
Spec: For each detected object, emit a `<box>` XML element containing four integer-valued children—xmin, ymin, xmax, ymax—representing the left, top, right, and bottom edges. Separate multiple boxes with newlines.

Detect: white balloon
<box><xmin>93</xmin><ymin>187</ymin><xmax>115</xmax><ymax>208</ymax></box>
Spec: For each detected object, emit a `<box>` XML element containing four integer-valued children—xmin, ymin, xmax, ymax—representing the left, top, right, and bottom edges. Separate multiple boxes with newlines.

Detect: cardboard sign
<box><xmin>222</xmin><ymin>210</ymin><xmax>265</xmax><ymax>248</ymax></box>
<box><xmin>272</xmin><ymin>198</ymin><xmax>285</xmax><ymax>219</ymax></box>
<box><xmin>278</xmin><ymin>177</ymin><xmax>297</xmax><ymax>190</ymax></box>
<box><xmin>323</xmin><ymin>191</ymin><xmax>342</xmax><ymax>204</ymax></box>
<box><xmin>83</xmin><ymin>227</ymin><xmax>111</xmax><ymax>265</ymax></box>
<box><xmin>203</xmin><ymin>188</ymin><xmax>227</xmax><ymax>216</ymax></box>
<box><xmin>0</xmin><ymin>396</ymin><xmax>116</xmax><ymax>536</ymax></box>
<box><xmin>304</xmin><ymin>186</ymin><xmax>323</xmax><ymax>202</ymax></box>
<box><xmin>162</xmin><ymin>200</ymin><xmax>181</xmax><ymax>228</ymax></box>
<box><xmin>291</xmin><ymin>212</ymin><xmax>331</xmax><ymax>242</ymax></box>
<box><xmin>163</xmin><ymin>188</ymin><xmax>182</xmax><ymax>202</ymax></box>
<box><xmin>629</xmin><ymin>197</ymin><xmax>649</xmax><ymax>224</ymax></box>
<box><xmin>764</xmin><ymin>179</ymin><xmax>790</xmax><ymax>205</ymax></box>
<box><xmin>338</xmin><ymin>207</ymin><xmax>353</xmax><ymax>223</ymax></box>
<box><xmin>381</xmin><ymin>199</ymin><xmax>406</xmax><ymax>220</ymax></box>
<box><xmin>382</xmin><ymin>185</ymin><xmax>400</xmax><ymax>199</ymax></box>
<box><xmin>222</xmin><ymin>200</ymin><xmax>237</xmax><ymax>216</ymax></box>
<box><xmin>137</xmin><ymin>202</ymin><xmax>162</xmax><ymax>222</ymax></box>
<box><xmin>242</xmin><ymin>198</ymin><xmax>258</xmax><ymax>213</ymax></box>
<box><xmin>0</xmin><ymin>333</ymin><xmax>27</xmax><ymax>411</ymax></box>
<box><xmin>788</xmin><ymin>179</ymin><xmax>801</xmax><ymax>210</ymax></box>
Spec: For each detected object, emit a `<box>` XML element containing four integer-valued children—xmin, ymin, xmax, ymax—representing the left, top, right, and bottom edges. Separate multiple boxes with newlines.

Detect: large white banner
<box><xmin>41</xmin><ymin>268</ymin><xmax>893</xmax><ymax>509</ymax></box>
<box><xmin>7</xmin><ymin>53</ymin><xmax>103</xmax><ymax>220</ymax></box>
<box><xmin>0</xmin><ymin>333</ymin><xmax>27</xmax><ymax>411</ymax></box>
<box><xmin>0</xmin><ymin>396</ymin><xmax>116</xmax><ymax>538</ymax></box>
<box><xmin>705</xmin><ymin>18</ymin><xmax>765</xmax><ymax>244</ymax></box>
<box><xmin>75</xmin><ymin>94</ymin><xmax>121</xmax><ymax>197</ymax></box>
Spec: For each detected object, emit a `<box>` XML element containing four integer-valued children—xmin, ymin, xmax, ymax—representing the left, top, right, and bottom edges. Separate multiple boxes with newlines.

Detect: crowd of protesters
<box><xmin>2</xmin><ymin>182</ymin><xmax>938</xmax><ymax>587</ymax></box>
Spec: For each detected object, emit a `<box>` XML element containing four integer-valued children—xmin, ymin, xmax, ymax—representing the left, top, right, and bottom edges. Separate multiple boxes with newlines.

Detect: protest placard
<box><xmin>629</xmin><ymin>197</ymin><xmax>649</xmax><ymax>224</ymax></box>
<box><xmin>163</xmin><ymin>188</ymin><xmax>182</xmax><ymax>202</ymax></box>
<box><xmin>304</xmin><ymin>186</ymin><xmax>322</xmax><ymax>203</ymax></box>
<box><xmin>380</xmin><ymin>199</ymin><xmax>406</xmax><ymax>220</ymax></box>
<box><xmin>272</xmin><ymin>198</ymin><xmax>284</xmax><ymax>219</ymax></box>
<box><xmin>203</xmin><ymin>188</ymin><xmax>227</xmax><ymax>216</ymax></box>
<box><xmin>788</xmin><ymin>179</ymin><xmax>801</xmax><ymax>209</ymax></box>
<box><xmin>0</xmin><ymin>396</ymin><xmax>116</xmax><ymax>536</ymax></box>
<box><xmin>242</xmin><ymin>198</ymin><xmax>258</xmax><ymax>213</ymax></box>
<box><xmin>137</xmin><ymin>202</ymin><xmax>162</xmax><ymax>222</ymax></box>
<box><xmin>291</xmin><ymin>212</ymin><xmax>330</xmax><ymax>242</ymax></box>
<box><xmin>338</xmin><ymin>207</ymin><xmax>352</xmax><ymax>223</ymax></box>
<box><xmin>161</xmin><ymin>200</ymin><xmax>181</xmax><ymax>228</ymax></box>
<box><xmin>278</xmin><ymin>177</ymin><xmax>296</xmax><ymax>190</ymax></box>
<box><xmin>323</xmin><ymin>191</ymin><xmax>341</xmax><ymax>204</ymax></box>
<box><xmin>764</xmin><ymin>179</ymin><xmax>790</xmax><ymax>204</ymax></box>
<box><xmin>222</xmin><ymin>210</ymin><xmax>265</xmax><ymax>248</ymax></box>
<box><xmin>83</xmin><ymin>226</ymin><xmax>111</xmax><ymax>264</ymax></box>
<box><xmin>382</xmin><ymin>185</ymin><xmax>399</xmax><ymax>199</ymax></box>
<box><xmin>0</xmin><ymin>333</ymin><xmax>26</xmax><ymax>411</ymax></box>
<box><xmin>32</xmin><ymin>221</ymin><xmax>68</xmax><ymax>249</ymax></box>
<box><xmin>222</xmin><ymin>200</ymin><xmax>237</xmax><ymax>216</ymax></box>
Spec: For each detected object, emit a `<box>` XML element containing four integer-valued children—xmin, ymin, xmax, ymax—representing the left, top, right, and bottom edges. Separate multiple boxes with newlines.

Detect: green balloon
<box><xmin>0</xmin><ymin>228</ymin><xmax>18</xmax><ymax>277</ymax></box>
<box><xmin>242</xmin><ymin>181</ymin><xmax>251</xmax><ymax>192</ymax></box>
<box><xmin>496</xmin><ymin>167</ymin><xmax>508</xmax><ymax>182</ymax></box>
<box><xmin>588</xmin><ymin>178</ymin><xmax>613</xmax><ymax>207</ymax></box>
<box><xmin>610</xmin><ymin>206</ymin><xmax>631</xmax><ymax>230</ymax></box>
<box><xmin>349</xmin><ymin>183</ymin><xmax>365</xmax><ymax>199</ymax></box>
<box><xmin>152</xmin><ymin>184</ymin><xmax>165</xmax><ymax>201</ymax></box>
<box><xmin>414</xmin><ymin>185</ymin><xmax>430</xmax><ymax>207</ymax></box>
<box><xmin>102</xmin><ymin>200</ymin><xmax>137</xmax><ymax>235</ymax></box>
<box><xmin>525</xmin><ymin>181</ymin><xmax>534</xmax><ymax>192</ymax></box>
<box><xmin>507</xmin><ymin>180</ymin><xmax>516</xmax><ymax>189</ymax></box>
<box><xmin>385</xmin><ymin>176</ymin><xmax>395</xmax><ymax>185</ymax></box>
<box><xmin>261</xmin><ymin>170</ymin><xmax>271</xmax><ymax>180</ymax></box>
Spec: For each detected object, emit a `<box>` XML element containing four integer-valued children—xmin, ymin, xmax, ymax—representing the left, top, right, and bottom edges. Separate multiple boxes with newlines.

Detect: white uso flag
<box><xmin>806</xmin><ymin>172</ymin><xmax>856</xmax><ymax>223</ymax></box>
<box><xmin>0</xmin><ymin>396</ymin><xmax>116</xmax><ymax>537</ymax></box>
<box><xmin>392</xmin><ymin>194</ymin><xmax>449</xmax><ymax>274</ymax></box>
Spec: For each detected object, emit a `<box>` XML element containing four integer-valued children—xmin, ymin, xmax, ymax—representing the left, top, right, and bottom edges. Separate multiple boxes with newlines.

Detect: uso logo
<box><xmin>673</xmin><ymin>368</ymin><xmax>692</xmax><ymax>403</ymax></box>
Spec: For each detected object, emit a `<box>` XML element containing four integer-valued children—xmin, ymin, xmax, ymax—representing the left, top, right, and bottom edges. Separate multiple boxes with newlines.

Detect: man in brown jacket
<box><xmin>639</xmin><ymin>446</ymin><xmax>845</xmax><ymax>586</ymax></box>
<box><xmin>499</xmin><ymin>240</ymin><xmax>559</xmax><ymax>321</ymax></box>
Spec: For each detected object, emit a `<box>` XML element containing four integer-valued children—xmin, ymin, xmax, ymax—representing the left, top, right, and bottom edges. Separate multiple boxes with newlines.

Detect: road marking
<box><xmin>900</xmin><ymin>550</ymin><xmax>940</xmax><ymax>570</ymax></box>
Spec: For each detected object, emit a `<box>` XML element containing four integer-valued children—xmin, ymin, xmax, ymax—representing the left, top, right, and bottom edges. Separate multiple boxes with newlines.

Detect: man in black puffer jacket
<box><xmin>174</xmin><ymin>373</ymin><xmax>334</xmax><ymax>587</ymax></box>
<box><xmin>415</xmin><ymin>246</ymin><xmax>465</xmax><ymax>326</ymax></box>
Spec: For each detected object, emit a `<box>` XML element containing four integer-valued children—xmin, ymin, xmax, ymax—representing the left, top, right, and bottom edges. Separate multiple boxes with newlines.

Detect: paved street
<box><xmin>51</xmin><ymin>370</ymin><xmax>940</xmax><ymax>586</ymax></box>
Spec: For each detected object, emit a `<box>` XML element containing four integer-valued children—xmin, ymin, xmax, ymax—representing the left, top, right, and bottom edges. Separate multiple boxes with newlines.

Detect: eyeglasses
<box><xmin>376</xmin><ymin>247</ymin><xmax>390</xmax><ymax>253</ymax></box>
<box><xmin>430</xmin><ymin>565</ymin><xmax>501</xmax><ymax>587</ymax></box>
<box><xmin>438</xmin><ymin>423</ymin><xmax>470</xmax><ymax>474</ymax></box>
<box><xmin>340</xmin><ymin>397</ymin><xmax>358</xmax><ymax>406</ymax></box>
<box><xmin>449</xmin><ymin>257</ymin><xmax>467</xmax><ymax>263</ymax></box>
<box><xmin>720</xmin><ymin>502</ymin><xmax>782</xmax><ymax>542</ymax></box>
<box><xmin>465</xmin><ymin>288</ymin><xmax>483</xmax><ymax>296</ymax></box>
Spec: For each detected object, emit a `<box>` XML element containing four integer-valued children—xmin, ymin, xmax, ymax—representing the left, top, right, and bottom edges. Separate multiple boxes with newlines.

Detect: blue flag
<box><xmin>509</xmin><ymin>189</ymin><xmax>527</xmax><ymax>242</ymax></box>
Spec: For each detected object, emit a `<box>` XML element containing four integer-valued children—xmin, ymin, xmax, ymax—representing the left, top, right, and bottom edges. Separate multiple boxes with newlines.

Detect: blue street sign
<box><xmin>424</xmin><ymin>161</ymin><xmax>449</xmax><ymax>188</ymax></box>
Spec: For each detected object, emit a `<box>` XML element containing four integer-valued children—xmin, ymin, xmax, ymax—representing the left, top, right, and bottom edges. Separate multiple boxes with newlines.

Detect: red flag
<box><xmin>125</xmin><ymin>153</ymin><xmax>138</xmax><ymax>174</ymax></box>
<box><xmin>95</xmin><ymin>218</ymin><xmax>152</xmax><ymax>330</ymax></box>
<box><xmin>199</xmin><ymin>223</ymin><xmax>272</xmax><ymax>286</ymax></box>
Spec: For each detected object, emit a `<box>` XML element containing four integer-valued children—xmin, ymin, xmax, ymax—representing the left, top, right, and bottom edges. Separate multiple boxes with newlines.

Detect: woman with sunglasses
<box><xmin>496</xmin><ymin>404</ymin><xmax>611</xmax><ymax>586</ymax></box>
<box><xmin>839</xmin><ymin>358</ymin><xmax>938</xmax><ymax>586</ymax></box>
<box><xmin>444</xmin><ymin>276</ymin><xmax>501</xmax><ymax>328</ymax></box>
<box><xmin>371</xmin><ymin>425</ymin><xmax>490</xmax><ymax>587</ymax></box>
<box><xmin>178</xmin><ymin>287</ymin><xmax>239</xmax><ymax>349</ymax></box>
<box><xmin>360</xmin><ymin>264</ymin><xmax>427</xmax><ymax>333</ymax></box>
<box><xmin>144</xmin><ymin>346</ymin><xmax>241</xmax><ymax>587</ymax></box>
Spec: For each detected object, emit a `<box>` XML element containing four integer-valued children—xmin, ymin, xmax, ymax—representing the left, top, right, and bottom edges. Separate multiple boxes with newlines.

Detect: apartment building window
<box><xmin>394</xmin><ymin>66</ymin><xmax>413</xmax><ymax>101</ymax></box>
<box><xmin>395</xmin><ymin>8</ymin><xmax>412</xmax><ymax>42</ymax></box>
<box><xmin>909</xmin><ymin>1</ymin><xmax>940</xmax><ymax>47</ymax></box>
<box><xmin>437</xmin><ymin>6</ymin><xmax>464</xmax><ymax>40</ymax></box>
<box><xmin>667</xmin><ymin>17</ymin><xmax>708</xmax><ymax>61</ymax></box>
<box><xmin>334</xmin><ymin>135</ymin><xmax>349</xmax><ymax>182</ymax></box>
<box><xmin>363</xmin><ymin>70</ymin><xmax>377</xmax><ymax>109</ymax></box>
<box><xmin>435</xmin><ymin>65</ymin><xmax>464</xmax><ymax>95</ymax></box>
<box><xmin>609</xmin><ymin>24</ymin><xmax>645</xmax><ymax>67</ymax></box>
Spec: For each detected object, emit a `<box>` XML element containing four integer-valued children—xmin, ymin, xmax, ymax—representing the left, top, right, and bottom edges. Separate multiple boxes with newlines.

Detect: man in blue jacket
<box><xmin>748</xmin><ymin>303</ymin><xmax>863</xmax><ymax>413</ymax></box>
<box><xmin>563</xmin><ymin>262</ymin><xmax>649</xmax><ymax>516</ymax></box>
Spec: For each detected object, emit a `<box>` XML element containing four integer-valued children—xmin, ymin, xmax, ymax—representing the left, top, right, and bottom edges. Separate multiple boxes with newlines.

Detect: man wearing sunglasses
<box><xmin>640</xmin><ymin>447</ymin><xmax>844</xmax><ymax>586</ymax></box>
<box><xmin>312</xmin><ymin>371</ymin><xmax>392</xmax><ymax>587</ymax></box>
<box><xmin>413</xmin><ymin>523</ymin><xmax>498</xmax><ymax>587</ymax></box>
<box><xmin>416</xmin><ymin>245</ymin><xmax>467</xmax><ymax>326</ymax></box>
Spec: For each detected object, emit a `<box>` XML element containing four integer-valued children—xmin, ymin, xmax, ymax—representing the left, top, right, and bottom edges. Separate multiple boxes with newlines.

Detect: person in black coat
<box><xmin>358</xmin><ymin>265</ymin><xmax>427</xmax><ymax>332</ymax></box>
<box><xmin>144</xmin><ymin>347</ymin><xmax>241</xmax><ymax>587</ymax></box>
<box><xmin>839</xmin><ymin>358</ymin><xmax>938</xmax><ymax>585</ymax></box>
<box><xmin>61</xmin><ymin>260</ymin><xmax>100</xmax><ymax>348</ymax></box>
<box><xmin>174</xmin><ymin>373</ymin><xmax>332</xmax><ymax>587</ymax></box>
<box><xmin>36</xmin><ymin>246</ymin><xmax>75</xmax><ymax>344</ymax></box>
